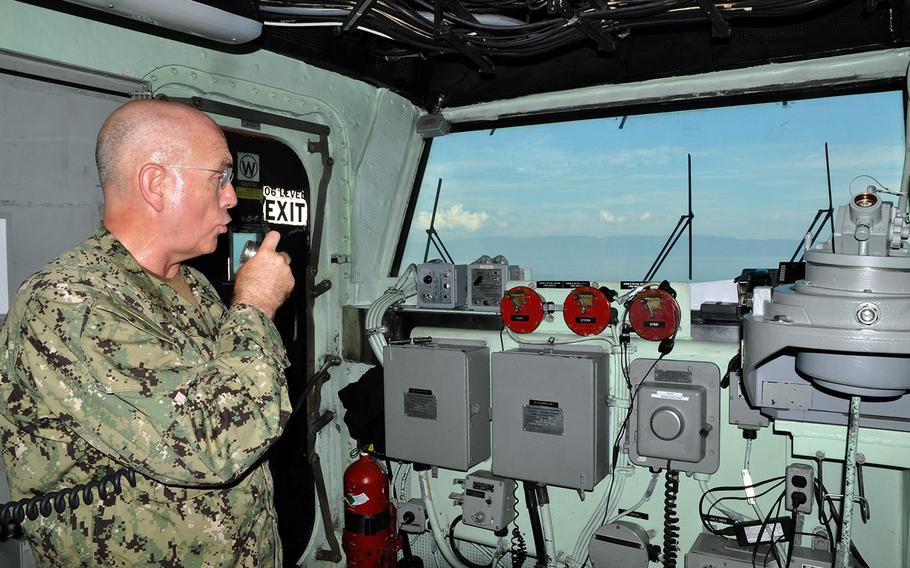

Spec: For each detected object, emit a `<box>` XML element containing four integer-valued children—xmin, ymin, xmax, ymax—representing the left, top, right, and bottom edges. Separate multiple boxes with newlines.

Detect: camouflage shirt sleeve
<box><xmin>14</xmin><ymin>289</ymin><xmax>291</xmax><ymax>486</ymax></box>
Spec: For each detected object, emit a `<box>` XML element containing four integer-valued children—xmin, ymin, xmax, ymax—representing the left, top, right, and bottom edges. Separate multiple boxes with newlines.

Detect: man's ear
<box><xmin>138</xmin><ymin>163</ymin><xmax>167</xmax><ymax>212</ymax></box>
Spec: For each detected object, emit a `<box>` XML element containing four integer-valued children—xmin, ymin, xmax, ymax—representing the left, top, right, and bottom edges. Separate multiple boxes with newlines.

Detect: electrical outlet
<box><xmin>785</xmin><ymin>463</ymin><xmax>814</xmax><ymax>514</ymax></box>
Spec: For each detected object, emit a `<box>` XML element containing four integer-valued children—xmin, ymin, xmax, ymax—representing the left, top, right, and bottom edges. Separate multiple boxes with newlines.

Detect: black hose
<box><xmin>522</xmin><ymin>481</ymin><xmax>547</xmax><ymax>568</ymax></box>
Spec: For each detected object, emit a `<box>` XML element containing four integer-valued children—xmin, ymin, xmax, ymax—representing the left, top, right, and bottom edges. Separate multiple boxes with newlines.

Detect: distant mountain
<box><xmin>407</xmin><ymin>234</ymin><xmax>799</xmax><ymax>282</ymax></box>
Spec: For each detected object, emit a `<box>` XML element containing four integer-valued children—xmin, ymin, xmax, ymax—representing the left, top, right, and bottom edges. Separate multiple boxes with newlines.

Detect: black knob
<box><xmin>423</xmin><ymin>275</ymin><xmax>433</xmax><ymax>284</ymax></box>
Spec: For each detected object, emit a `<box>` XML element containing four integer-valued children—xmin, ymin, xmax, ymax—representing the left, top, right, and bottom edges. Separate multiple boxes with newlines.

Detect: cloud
<box><xmin>416</xmin><ymin>203</ymin><xmax>489</xmax><ymax>232</ymax></box>
<box><xmin>606</xmin><ymin>146</ymin><xmax>677</xmax><ymax>167</ymax></box>
<box><xmin>599</xmin><ymin>209</ymin><xmax>626</xmax><ymax>224</ymax></box>
<box><xmin>639</xmin><ymin>211</ymin><xmax>652</xmax><ymax>221</ymax></box>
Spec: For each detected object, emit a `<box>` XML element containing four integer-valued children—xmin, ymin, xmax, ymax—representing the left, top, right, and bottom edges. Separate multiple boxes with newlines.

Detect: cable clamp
<box><xmin>366</xmin><ymin>325</ymin><xmax>388</xmax><ymax>336</ymax></box>
<box><xmin>825</xmin><ymin>493</ymin><xmax>870</xmax><ymax>520</ymax></box>
<box><xmin>608</xmin><ymin>396</ymin><xmax>631</xmax><ymax>409</ymax></box>
<box><xmin>741</xmin><ymin>468</ymin><xmax>756</xmax><ymax>504</ymax></box>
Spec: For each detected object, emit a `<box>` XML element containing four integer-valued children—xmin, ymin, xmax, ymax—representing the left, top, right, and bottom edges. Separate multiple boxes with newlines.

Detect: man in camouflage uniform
<box><xmin>0</xmin><ymin>100</ymin><xmax>295</xmax><ymax>566</ymax></box>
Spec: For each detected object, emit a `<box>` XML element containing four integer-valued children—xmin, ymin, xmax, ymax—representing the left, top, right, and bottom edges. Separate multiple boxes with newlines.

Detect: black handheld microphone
<box><xmin>239</xmin><ymin>240</ymin><xmax>261</xmax><ymax>265</ymax></box>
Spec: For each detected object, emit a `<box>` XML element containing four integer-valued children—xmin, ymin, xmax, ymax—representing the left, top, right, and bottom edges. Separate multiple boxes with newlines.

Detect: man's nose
<box><xmin>221</xmin><ymin>181</ymin><xmax>238</xmax><ymax>209</ymax></box>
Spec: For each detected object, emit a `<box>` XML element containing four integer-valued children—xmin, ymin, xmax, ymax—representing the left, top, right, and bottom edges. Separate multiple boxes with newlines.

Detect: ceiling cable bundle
<box><xmin>259</xmin><ymin>0</ymin><xmax>845</xmax><ymax>68</ymax></box>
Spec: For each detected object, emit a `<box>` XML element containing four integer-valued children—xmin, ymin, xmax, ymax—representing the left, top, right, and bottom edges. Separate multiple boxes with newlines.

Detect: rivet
<box><xmin>855</xmin><ymin>303</ymin><xmax>879</xmax><ymax>326</ymax></box>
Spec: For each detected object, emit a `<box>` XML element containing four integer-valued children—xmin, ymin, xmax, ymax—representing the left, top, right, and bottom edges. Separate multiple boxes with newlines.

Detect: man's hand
<box><xmin>232</xmin><ymin>231</ymin><xmax>294</xmax><ymax>319</ymax></box>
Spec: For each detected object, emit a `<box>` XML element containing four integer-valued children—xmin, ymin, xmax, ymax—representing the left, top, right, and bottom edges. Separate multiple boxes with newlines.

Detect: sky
<box><xmin>401</xmin><ymin>90</ymin><xmax>905</xmax><ymax>281</ymax></box>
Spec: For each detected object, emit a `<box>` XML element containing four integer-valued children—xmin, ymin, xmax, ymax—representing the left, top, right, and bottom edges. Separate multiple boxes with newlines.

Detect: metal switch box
<box><xmin>416</xmin><ymin>262</ymin><xmax>467</xmax><ymax>309</ymax></box>
<box><xmin>466</xmin><ymin>263</ymin><xmax>521</xmax><ymax>311</ymax></box>
<box><xmin>491</xmin><ymin>345</ymin><xmax>610</xmax><ymax>491</ymax></box>
<box><xmin>384</xmin><ymin>340</ymin><xmax>490</xmax><ymax>470</ymax></box>
<box><xmin>461</xmin><ymin>470</ymin><xmax>516</xmax><ymax>532</ymax></box>
<box><xmin>397</xmin><ymin>498</ymin><xmax>428</xmax><ymax>534</ymax></box>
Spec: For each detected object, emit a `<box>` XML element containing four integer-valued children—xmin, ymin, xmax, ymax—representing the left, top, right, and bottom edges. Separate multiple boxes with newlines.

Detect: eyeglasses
<box><xmin>163</xmin><ymin>164</ymin><xmax>234</xmax><ymax>189</ymax></box>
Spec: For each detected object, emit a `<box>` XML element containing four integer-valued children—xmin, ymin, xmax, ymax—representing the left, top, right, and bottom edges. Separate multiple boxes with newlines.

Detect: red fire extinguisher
<box><xmin>342</xmin><ymin>454</ymin><xmax>400</xmax><ymax>568</ymax></box>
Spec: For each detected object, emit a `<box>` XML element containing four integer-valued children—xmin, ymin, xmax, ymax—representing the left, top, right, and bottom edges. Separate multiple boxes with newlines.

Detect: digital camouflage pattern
<box><xmin>0</xmin><ymin>227</ymin><xmax>291</xmax><ymax>567</ymax></box>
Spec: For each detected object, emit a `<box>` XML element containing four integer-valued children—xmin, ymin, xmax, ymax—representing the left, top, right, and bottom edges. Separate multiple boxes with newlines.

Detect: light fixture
<box><xmin>62</xmin><ymin>0</ymin><xmax>262</xmax><ymax>45</ymax></box>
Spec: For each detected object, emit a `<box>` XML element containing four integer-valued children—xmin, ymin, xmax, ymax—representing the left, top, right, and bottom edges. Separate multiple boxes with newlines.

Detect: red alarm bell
<box><xmin>563</xmin><ymin>286</ymin><xmax>611</xmax><ymax>336</ymax></box>
<box><xmin>500</xmin><ymin>286</ymin><xmax>545</xmax><ymax>334</ymax></box>
<box><xmin>628</xmin><ymin>289</ymin><xmax>680</xmax><ymax>341</ymax></box>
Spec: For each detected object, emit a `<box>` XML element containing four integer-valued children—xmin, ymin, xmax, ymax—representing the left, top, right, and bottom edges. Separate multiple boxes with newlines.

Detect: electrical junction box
<box><xmin>685</xmin><ymin>532</ymin><xmax>831</xmax><ymax>568</ymax></box>
<box><xmin>461</xmin><ymin>470</ymin><xmax>516</xmax><ymax>532</ymax></box>
<box><xmin>466</xmin><ymin>262</ymin><xmax>522</xmax><ymax>311</ymax></box>
<box><xmin>416</xmin><ymin>262</ymin><xmax>467</xmax><ymax>309</ymax></box>
<box><xmin>627</xmin><ymin>358</ymin><xmax>720</xmax><ymax>474</ymax></box>
<box><xmin>384</xmin><ymin>340</ymin><xmax>490</xmax><ymax>470</ymax></box>
<box><xmin>491</xmin><ymin>345</ymin><xmax>610</xmax><ymax>491</ymax></box>
<box><xmin>397</xmin><ymin>498</ymin><xmax>427</xmax><ymax>534</ymax></box>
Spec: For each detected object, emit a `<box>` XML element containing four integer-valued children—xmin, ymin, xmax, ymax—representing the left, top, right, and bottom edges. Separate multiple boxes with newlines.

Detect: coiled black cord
<box><xmin>0</xmin><ymin>468</ymin><xmax>136</xmax><ymax>526</ymax></box>
<box><xmin>448</xmin><ymin>515</ymin><xmax>493</xmax><ymax>568</ymax></box>
<box><xmin>663</xmin><ymin>469</ymin><xmax>679</xmax><ymax>568</ymax></box>
<box><xmin>510</xmin><ymin>484</ymin><xmax>527</xmax><ymax>568</ymax></box>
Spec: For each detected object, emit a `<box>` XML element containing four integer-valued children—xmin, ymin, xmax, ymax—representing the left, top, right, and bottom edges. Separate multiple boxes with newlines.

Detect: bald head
<box><xmin>95</xmin><ymin>99</ymin><xmax>221</xmax><ymax>193</ymax></box>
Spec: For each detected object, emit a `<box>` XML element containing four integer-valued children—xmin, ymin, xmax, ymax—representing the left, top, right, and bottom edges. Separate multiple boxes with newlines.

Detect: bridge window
<box><xmin>396</xmin><ymin>90</ymin><xmax>904</xmax><ymax>282</ymax></box>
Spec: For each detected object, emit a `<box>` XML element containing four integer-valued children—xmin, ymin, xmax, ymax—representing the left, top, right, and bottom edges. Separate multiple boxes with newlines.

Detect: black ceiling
<box><xmin>24</xmin><ymin>0</ymin><xmax>910</xmax><ymax>110</ymax></box>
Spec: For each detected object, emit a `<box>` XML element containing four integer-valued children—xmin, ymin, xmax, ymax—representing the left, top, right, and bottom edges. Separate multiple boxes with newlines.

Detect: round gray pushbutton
<box><xmin>651</xmin><ymin>407</ymin><xmax>684</xmax><ymax>441</ymax></box>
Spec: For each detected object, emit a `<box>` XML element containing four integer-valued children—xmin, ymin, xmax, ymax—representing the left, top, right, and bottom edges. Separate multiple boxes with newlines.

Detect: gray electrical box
<box><xmin>384</xmin><ymin>340</ymin><xmax>491</xmax><ymax>470</ymax></box>
<box><xmin>397</xmin><ymin>498</ymin><xmax>428</xmax><ymax>534</ymax></box>
<box><xmin>627</xmin><ymin>359</ymin><xmax>721</xmax><ymax>474</ymax></box>
<box><xmin>466</xmin><ymin>263</ymin><xmax>521</xmax><ymax>311</ymax></box>
<box><xmin>416</xmin><ymin>262</ymin><xmax>467</xmax><ymax>309</ymax></box>
<box><xmin>686</xmin><ymin>532</ymin><xmax>831</xmax><ymax>568</ymax></box>
<box><xmin>491</xmin><ymin>345</ymin><xmax>610</xmax><ymax>491</ymax></box>
<box><xmin>461</xmin><ymin>470</ymin><xmax>516</xmax><ymax>532</ymax></box>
